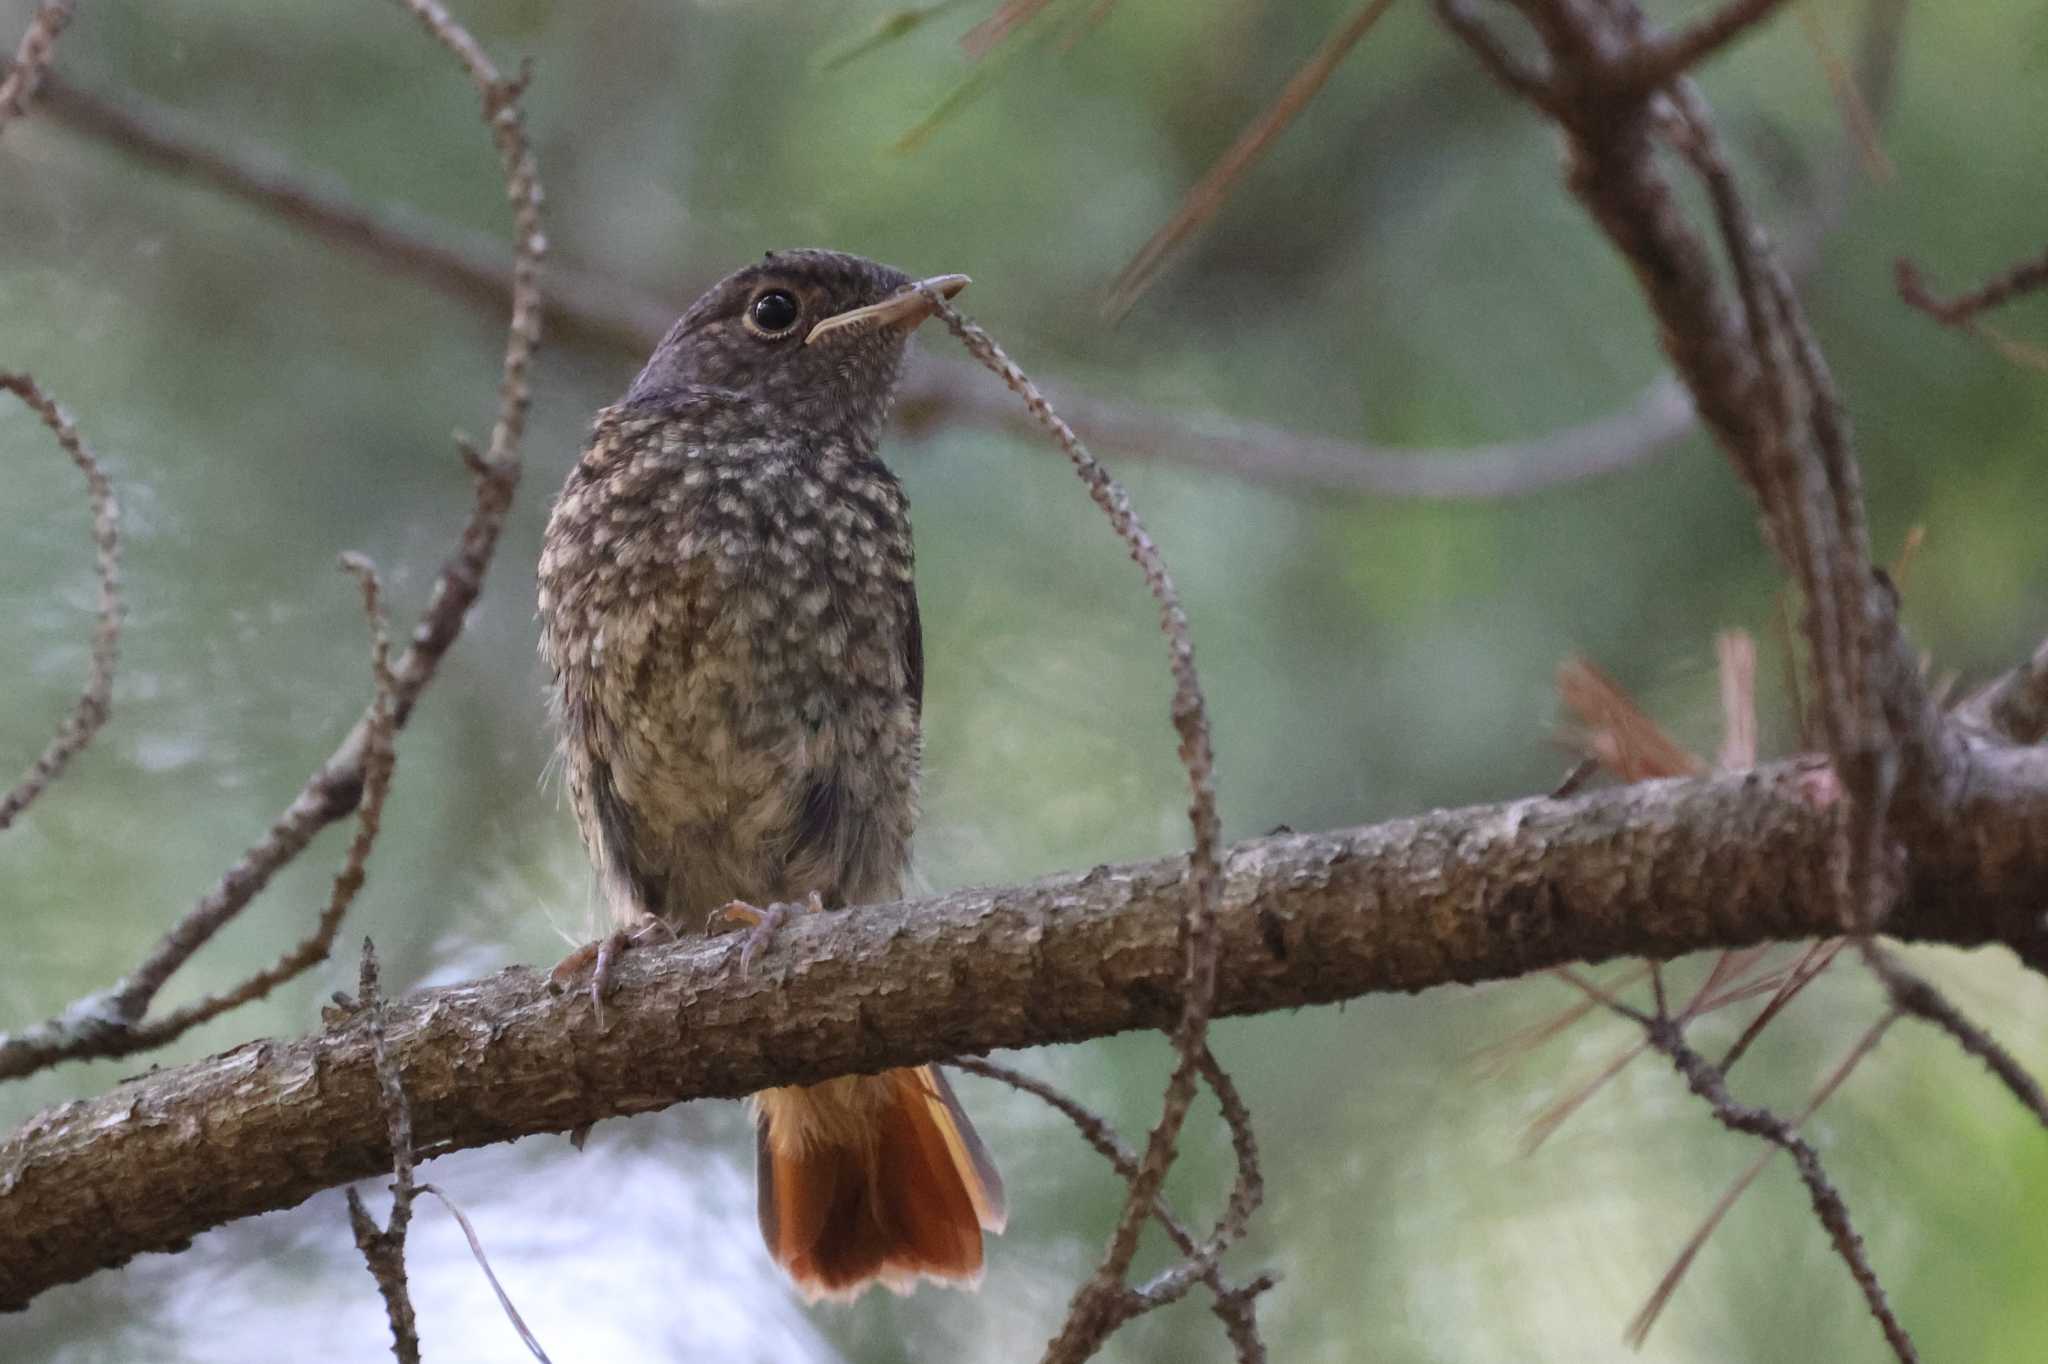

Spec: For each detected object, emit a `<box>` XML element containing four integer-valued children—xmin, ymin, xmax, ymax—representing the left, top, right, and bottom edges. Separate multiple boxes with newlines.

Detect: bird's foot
<box><xmin>714</xmin><ymin>891</ymin><xmax>825</xmax><ymax>976</ymax></box>
<box><xmin>549</xmin><ymin>913</ymin><xmax>674</xmax><ymax>1028</ymax></box>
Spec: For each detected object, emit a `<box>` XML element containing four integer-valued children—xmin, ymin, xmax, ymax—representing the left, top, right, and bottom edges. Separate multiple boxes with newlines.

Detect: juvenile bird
<box><xmin>537</xmin><ymin>249</ymin><xmax>1004</xmax><ymax>1301</ymax></box>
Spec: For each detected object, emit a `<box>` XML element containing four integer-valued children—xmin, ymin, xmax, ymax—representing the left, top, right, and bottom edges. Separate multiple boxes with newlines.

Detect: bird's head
<box><xmin>625</xmin><ymin>248</ymin><xmax>968</xmax><ymax>449</ymax></box>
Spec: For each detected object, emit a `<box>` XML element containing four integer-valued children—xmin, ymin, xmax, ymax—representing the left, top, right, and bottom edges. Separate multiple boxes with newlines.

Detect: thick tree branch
<box><xmin>5</xmin><ymin>749</ymin><xmax>2047</xmax><ymax>1311</ymax></box>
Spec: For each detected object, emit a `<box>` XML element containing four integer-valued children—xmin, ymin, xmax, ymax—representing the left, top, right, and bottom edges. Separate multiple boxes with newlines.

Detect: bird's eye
<box><xmin>746</xmin><ymin>289</ymin><xmax>801</xmax><ymax>337</ymax></box>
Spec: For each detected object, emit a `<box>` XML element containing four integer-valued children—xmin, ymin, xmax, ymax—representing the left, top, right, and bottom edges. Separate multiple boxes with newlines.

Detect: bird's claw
<box><xmin>549</xmin><ymin>915</ymin><xmax>673</xmax><ymax>1028</ymax></box>
<box><xmin>715</xmin><ymin>891</ymin><xmax>824</xmax><ymax>976</ymax></box>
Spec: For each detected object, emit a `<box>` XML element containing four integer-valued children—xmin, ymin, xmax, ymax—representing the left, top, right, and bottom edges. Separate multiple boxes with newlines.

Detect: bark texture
<box><xmin>4</xmin><ymin>749</ymin><xmax>2046</xmax><ymax>1309</ymax></box>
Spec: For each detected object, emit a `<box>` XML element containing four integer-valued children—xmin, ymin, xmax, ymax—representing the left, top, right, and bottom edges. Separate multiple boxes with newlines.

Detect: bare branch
<box><xmin>108</xmin><ymin>556</ymin><xmax>400</xmax><ymax>1049</ymax></box>
<box><xmin>1897</xmin><ymin>244</ymin><xmax>2048</xmax><ymax>327</ymax></box>
<box><xmin>1648</xmin><ymin>1018</ymin><xmax>1917</xmax><ymax>1361</ymax></box>
<box><xmin>34</xmin><ymin>75</ymin><xmax>666</xmax><ymax>357</ymax></box>
<box><xmin>1859</xmin><ymin>942</ymin><xmax>2048</xmax><ymax>1129</ymax></box>
<box><xmin>343</xmin><ymin>940</ymin><xmax>422</xmax><ymax>1364</ymax></box>
<box><xmin>343</xmin><ymin>945</ymin><xmax>555</xmax><ymax>1364</ymax></box>
<box><xmin>0</xmin><ymin>0</ymin><xmax>72</xmax><ymax>128</ymax></box>
<box><xmin>6</xmin><ymin>747</ymin><xmax>2048</xmax><ymax>1310</ymax></box>
<box><xmin>35</xmin><ymin>75</ymin><xmax>1702</xmax><ymax>502</ymax></box>
<box><xmin>0</xmin><ymin>372</ymin><xmax>123</xmax><ymax>832</ymax></box>
<box><xmin>913</xmin><ymin>360</ymin><xmax>1701</xmax><ymax>497</ymax></box>
<box><xmin>1626</xmin><ymin>1008</ymin><xmax>1898</xmax><ymax>1347</ymax></box>
<box><xmin>1616</xmin><ymin>0</ymin><xmax>1796</xmax><ymax>94</ymax></box>
<box><xmin>0</xmin><ymin>0</ymin><xmax>545</xmax><ymax>1082</ymax></box>
<box><xmin>957</xmin><ymin>1056</ymin><xmax>1272</xmax><ymax>1360</ymax></box>
<box><xmin>921</xmin><ymin>294</ymin><xmax>1232</xmax><ymax>1364</ymax></box>
<box><xmin>1444</xmin><ymin>0</ymin><xmax>1952</xmax><ymax>983</ymax></box>
<box><xmin>1101</xmin><ymin>0</ymin><xmax>1399</xmax><ymax>321</ymax></box>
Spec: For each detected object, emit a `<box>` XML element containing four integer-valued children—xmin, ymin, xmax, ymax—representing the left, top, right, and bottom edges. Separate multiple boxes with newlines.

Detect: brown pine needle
<box><xmin>1683</xmin><ymin>946</ymin><xmax>1774</xmax><ymax>1021</ymax></box>
<box><xmin>1055</xmin><ymin>0</ymin><xmax>1121</xmax><ymax>54</ymax></box>
<box><xmin>1720</xmin><ymin>938</ymin><xmax>1845</xmax><ymax>1073</ymax></box>
<box><xmin>1795</xmin><ymin>4</ymin><xmax>1893</xmax><ymax>184</ymax></box>
<box><xmin>1979</xmin><ymin>322</ymin><xmax>2048</xmax><ymax>375</ymax></box>
<box><xmin>1522</xmin><ymin>1034</ymin><xmax>1650</xmax><ymax>1156</ymax></box>
<box><xmin>1889</xmin><ymin>525</ymin><xmax>1925</xmax><ymax>590</ymax></box>
<box><xmin>1473</xmin><ymin>963</ymin><xmax>1654</xmax><ymax>1078</ymax></box>
<box><xmin>961</xmin><ymin>0</ymin><xmax>1055</xmax><ymax>59</ymax></box>
<box><xmin>1514</xmin><ymin>951</ymin><xmax>1795</xmax><ymax>1152</ymax></box>
<box><xmin>1625</xmin><ymin>1010</ymin><xmax>1899</xmax><ymax>1349</ymax></box>
<box><xmin>1715</xmin><ymin>631</ymin><xmax>1758</xmax><ymax>772</ymax></box>
<box><xmin>1774</xmin><ymin>591</ymin><xmax>1816</xmax><ymax>750</ymax></box>
<box><xmin>1101</xmin><ymin>0</ymin><xmax>1399</xmax><ymax>321</ymax></box>
<box><xmin>1558</xmin><ymin>655</ymin><xmax>1705</xmax><ymax>782</ymax></box>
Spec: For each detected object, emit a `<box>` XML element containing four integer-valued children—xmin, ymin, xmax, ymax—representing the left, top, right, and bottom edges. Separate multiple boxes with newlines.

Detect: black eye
<box><xmin>748</xmin><ymin>289</ymin><xmax>800</xmax><ymax>336</ymax></box>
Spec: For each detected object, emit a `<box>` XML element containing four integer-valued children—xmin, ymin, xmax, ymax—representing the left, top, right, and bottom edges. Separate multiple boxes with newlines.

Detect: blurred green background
<box><xmin>5</xmin><ymin>1</ymin><xmax>2047</xmax><ymax>1360</ymax></box>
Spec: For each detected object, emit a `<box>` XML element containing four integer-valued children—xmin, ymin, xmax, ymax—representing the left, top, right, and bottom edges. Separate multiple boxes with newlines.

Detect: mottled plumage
<box><xmin>538</xmin><ymin>249</ymin><xmax>1001</xmax><ymax>1301</ymax></box>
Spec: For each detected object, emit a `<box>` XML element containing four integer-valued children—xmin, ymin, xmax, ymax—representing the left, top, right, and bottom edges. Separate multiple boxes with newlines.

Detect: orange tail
<box><xmin>755</xmin><ymin>1065</ymin><xmax>1006</xmax><ymax>1303</ymax></box>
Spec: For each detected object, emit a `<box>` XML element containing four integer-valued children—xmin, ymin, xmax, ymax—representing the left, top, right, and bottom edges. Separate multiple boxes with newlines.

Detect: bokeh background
<box><xmin>5</xmin><ymin>1</ymin><xmax>2047</xmax><ymax>1360</ymax></box>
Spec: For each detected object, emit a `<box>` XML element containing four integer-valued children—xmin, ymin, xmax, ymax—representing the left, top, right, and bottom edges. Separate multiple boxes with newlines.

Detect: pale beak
<box><xmin>804</xmin><ymin>274</ymin><xmax>970</xmax><ymax>346</ymax></box>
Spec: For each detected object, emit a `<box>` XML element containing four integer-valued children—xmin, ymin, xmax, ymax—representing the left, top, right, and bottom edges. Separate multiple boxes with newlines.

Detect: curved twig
<box><xmin>955</xmin><ymin>1056</ymin><xmax>1271</xmax><ymax>1361</ymax></box>
<box><xmin>920</xmin><ymin>296</ymin><xmax>1232</xmax><ymax>1364</ymax></box>
<box><xmin>0</xmin><ymin>0</ymin><xmax>546</xmax><ymax>1082</ymax></box>
<box><xmin>115</xmin><ymin>557</ymin><xmax>400</xmax><ymax>1049</ymax></box>
<box><xmin>0</xmin><ymin>371</ymin><xmax>123</xmax><ymax>833</ymax></box>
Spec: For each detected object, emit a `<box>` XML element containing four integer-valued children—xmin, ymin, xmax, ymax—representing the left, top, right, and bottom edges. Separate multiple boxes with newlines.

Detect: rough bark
<box><xmin>4</xmin><ymin>748</ymin><xmax>2046</xmax><ymax>1310</ymax></box>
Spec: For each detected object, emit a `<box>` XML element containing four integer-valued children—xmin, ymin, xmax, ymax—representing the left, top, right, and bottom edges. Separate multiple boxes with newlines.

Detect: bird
<box><xmin>536</xmin><ymin>248</ymin><xmax>1005</xmax><ymax>1302</ymax></box>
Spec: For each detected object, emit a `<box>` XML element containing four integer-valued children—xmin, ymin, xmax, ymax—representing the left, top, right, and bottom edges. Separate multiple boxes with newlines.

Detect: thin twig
<box><xmin>0</xmin><ymin>372</ymin><xmax>123</xmax><ymax>832</ymax></box>
<box><xmin>117</xmin><ymin>556</ymin><xmax>400</xmax><ymax>1047</ymax></box>
<box><xmin>1649</xmin><ymin>1019</ymin><xmax>1917</xmax><ymax>1362</ymax></box>
<box><xmin>35</xmin><ymin>74</ymin><xmax>1708</xmax><ymax>502</ymax></box>
<box><xmin>1102</xmin><ymin>0</ymin><xmax>1399</xmax><ymax>321</ymax></box>
<box><xmin>0</xmin><ymin>0</ymin><xmax>72</xmax><ymax>127</ymax></box>
<box><xmin>0</xmin><ymin>0</ymin><xmax>545</xmax><ymax>1083</ymax></box>
<box><xmin>957</xmin><ymin>1057</ymin><xmax>1272</xmax><ymax>1361</ymax></box>
<box><xmin>1626</xmin><ymin>1009</ymin><xmax>1899</xmax><ymax>1347</ymax></box>
<box><xmin>1859</xmin><ymin>942</ymin><xmax>2048</xmax><ymax>1129</ymax></box>
<box><xmin>34</xmin><ymin>75</ymin><xmax>665</xmax><ymax>357</ymax></box>
<box><xmin>1616</xmin><ymin>0</ymin><xmax>1795</xmax><ymax>93</ymax></box>
<box><xmin>1897</xmin><ymin>245</ymin><xmax>2048</xmax><ymax>327</ymax></box>
<box><xmin>344</xmin><ymin>939</ymin><xmax>422</xmax><ymax>1364</ymax></box>
<box><xmin>920</xmin><ymin>292</ymin><xmax>1232</xmax><ymax>1364</ymax></box>
<box><xmin>907</xmin><ymin>357</ymin><xmax>1701</xmax><ymax>500</ymax></box>
<box><xmin>348</xmin><ymin>942</ymin><xmax>553</xmax><ymax>1364</ymax></box>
